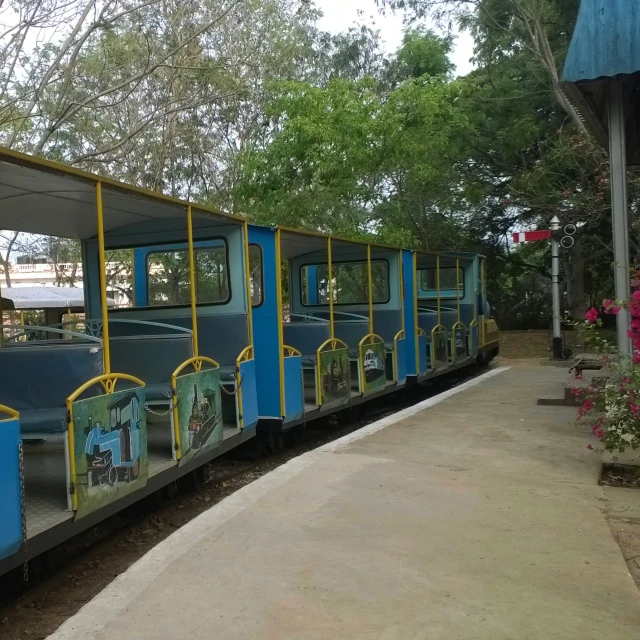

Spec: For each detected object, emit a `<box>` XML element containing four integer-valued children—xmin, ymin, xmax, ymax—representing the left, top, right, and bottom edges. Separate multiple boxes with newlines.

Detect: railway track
<box><xmin>0</xmin><ymin>366</ymin><xmax>483</xmax><ymax>640</ymax></box>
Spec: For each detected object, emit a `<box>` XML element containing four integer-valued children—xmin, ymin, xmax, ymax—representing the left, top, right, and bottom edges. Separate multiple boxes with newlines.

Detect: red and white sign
<box><xmin>512</xmin><ymin>230</ymin><xmax>551</xmax><ymax>244</ymax></box>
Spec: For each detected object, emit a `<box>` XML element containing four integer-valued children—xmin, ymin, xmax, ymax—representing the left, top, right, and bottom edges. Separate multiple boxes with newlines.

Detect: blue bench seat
<box><xmin>0</xmin><ymin>342</ymin><xmax>104</xmax><ymax>436</ymax></box>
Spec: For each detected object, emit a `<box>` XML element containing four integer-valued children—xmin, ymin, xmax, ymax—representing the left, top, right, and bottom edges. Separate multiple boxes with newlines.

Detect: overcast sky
<box><xmin>315</xmin><ymin>0</ymin><xmax>476</xmax><ymax>76</ymax></box>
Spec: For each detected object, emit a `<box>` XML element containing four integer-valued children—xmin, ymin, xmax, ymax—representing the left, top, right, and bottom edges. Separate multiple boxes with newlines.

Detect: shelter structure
<box><xmin>561</xmin><ymin>0</ymin><xmax>640</xmax><ymax>355</ymax></box>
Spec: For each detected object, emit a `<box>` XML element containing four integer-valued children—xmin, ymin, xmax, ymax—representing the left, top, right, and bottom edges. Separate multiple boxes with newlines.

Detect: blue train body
<box><xmin>0</xmin><ymin>149</ymin><xmax>498</xmax><ymax>575</ymax></box>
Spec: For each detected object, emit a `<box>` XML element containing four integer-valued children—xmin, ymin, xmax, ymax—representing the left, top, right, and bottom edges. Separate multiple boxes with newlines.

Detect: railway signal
<box><xmin>512</xmin><ymin>218</ymin><xmax>575</xmax><ymax>360</ymax></box>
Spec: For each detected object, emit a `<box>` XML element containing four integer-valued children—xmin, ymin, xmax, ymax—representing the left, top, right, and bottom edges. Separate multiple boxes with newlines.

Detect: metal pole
<box><xmin>608</xmin><ymin>78</ymin><xmax>632</xmax><ymax>356</ymax></box>
<box><xmin>366</xmin><ymin>244</ymin><xmax>373</xmax><ymax>335</ymax></box>
<box><xmin>186</xmin><ymin>206</ymin><xmax>199</xmax><ymax>358</ymax></box>
<box><xmin>96</xmin><ymin>181</ymin><xmax>111</xmax><ymax>374</ymax></box>
<box><xmin>550</xmin><ymin>215</ymin><xmax>563</xmax><ymax>360</ymax></box>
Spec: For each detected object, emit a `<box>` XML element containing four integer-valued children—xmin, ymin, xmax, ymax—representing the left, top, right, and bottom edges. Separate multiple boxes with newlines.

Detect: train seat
<box><xmin>0</xmin><ymin>342</ymin><xmax>104</xmax><ymax>435</ymax></box>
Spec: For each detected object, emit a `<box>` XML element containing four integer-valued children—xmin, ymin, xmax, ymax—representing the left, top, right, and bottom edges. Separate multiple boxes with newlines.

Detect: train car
<box><xmin>0</xmin><ymin>147</ymin><xmax>258</xmax><ymax>576</ymax></box>
<box><xmin>0</xmin><ymin>146</ymin><xmax>498</xmax><ymax>578</ymax></box>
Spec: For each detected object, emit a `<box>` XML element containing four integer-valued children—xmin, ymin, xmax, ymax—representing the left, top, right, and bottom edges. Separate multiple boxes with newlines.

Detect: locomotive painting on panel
<box><xmin>319</xmin><ymin>348</ymin><xmax>350</xmax><ymax>407</ymax></box>
<box><xmin>72</xmin><ymin>388</ymin><xmax>148</xmax><ymax>518</ymax></box>
<box><xmin>175</xmin><ymin>368</ymin><xmax>223</xmax><ymax>465</ymax></box>
<box><xmin>360</xmin><ymin>342</ymin><xmax>386</xmax><ymax>393</ymax></box>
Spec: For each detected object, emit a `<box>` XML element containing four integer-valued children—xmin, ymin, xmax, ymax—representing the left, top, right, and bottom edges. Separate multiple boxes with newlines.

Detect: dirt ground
<box><xmin>498</xmin><ymin>330</ymin><xmax>550</xmax><ymax>360</ymax></box>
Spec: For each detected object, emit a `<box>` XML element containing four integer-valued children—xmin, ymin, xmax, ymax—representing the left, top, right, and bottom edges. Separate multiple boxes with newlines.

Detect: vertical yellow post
<box><xmin>327</xmin><ymin>237</ymin><xmax>334</xmax><ymax>339</ymax></box>
<box><xmin>366</xmin><ymin>244</ymin><xmax>373</xmax><ymax>335</ymax></box>
<box><xmin>243</xmin><ymin>221</ymin><xmax>254</xmax><ymax>345</ymax></box>
<box><xmin>187</xmin><ymin>205</ymin><xmax>199</xmax><ymax>357</ymax></box>
<box><xmin>275</xmin><ymin>229</ymin><xmax>285</xmax><ymax>417</ymax></box>
<box><xmin>399</xmin><ymin>249</ymin><xmax>405</xmax><ymax>333</ymax></box>
<box><xmin>0</xmin><ymin>269</ymin><xmax>3</xmax><ymax>347</ymax></box>
<box><xmin>96</xmin><ymin>182</ymin><xmax>111</xmax><ymax>374</ymax></box>
<box><xmin>481</xmin><ymin>258</ymin><xmax>486</xmax><ymax>345</ymax></box>
<box><xmin>413</xmin><ymin>251</ymin><xmax>419</xmax><ymax>370</ymax></box>
<box><xmin>20</xmin><ymin>310</ymin><xmax>24</xmax><ymax>341</ymax></box>
<box><xmin>130</xmin><ymin>248</ymin><xmax>136</xmax><ymax>306</ymax></box>
<box><xmin>473</xmin><ymin>259</ymin><xmax>478</xmax><ymax>325</ymax></box>
<box><xmin>456</xmin><ymin>258</ymin><xmax>461</xmax><ymax>323</ymax></box>
<box><xmin>436</xmin><ymin>255</ymin><xmax>441</xmax><ymax>327</ymax></box>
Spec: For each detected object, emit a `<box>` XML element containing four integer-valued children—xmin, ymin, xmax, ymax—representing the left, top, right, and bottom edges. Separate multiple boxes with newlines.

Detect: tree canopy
<box><xmin>0</xmin><ymin>0</ymin><xmax>634</xmax><ymax>328</ymax></box>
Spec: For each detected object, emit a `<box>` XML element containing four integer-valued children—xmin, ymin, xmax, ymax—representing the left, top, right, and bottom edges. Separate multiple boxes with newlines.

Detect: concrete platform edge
<box><xmin>47</xmin><ymin>366</ymin><xmax>510</xmax><ymax>640</ymax></box>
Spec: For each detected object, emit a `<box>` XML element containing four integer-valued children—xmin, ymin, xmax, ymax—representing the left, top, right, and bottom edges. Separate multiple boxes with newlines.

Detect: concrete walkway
<box><xmin>50</xmin><ymin>365</ymin><xmax>640</xmax><ymax>639</ymax></box>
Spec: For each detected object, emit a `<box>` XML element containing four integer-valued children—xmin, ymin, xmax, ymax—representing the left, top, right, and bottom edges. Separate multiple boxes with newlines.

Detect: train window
<box><xmin>301</xmin><ymin>260</ymin><xmax>389</xmax><ymax>305</ymax></box>
<box><xmin>147</xmin><ymin>243</ymin><xmax>229</xmax><ymax>306</ymax></box>
<box><xmin>419</xmin><ymin>267</ymin><xmax>464</xmax><ymax>297</ymax></box>
<box><xmin>249</xmin><ymin>244</ymin><xmax>263</xmax><ymax>307</ymax></box>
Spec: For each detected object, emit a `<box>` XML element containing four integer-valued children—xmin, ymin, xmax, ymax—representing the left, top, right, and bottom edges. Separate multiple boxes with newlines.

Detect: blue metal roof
<box><xmin>563</xmin><ymin>0</ymin><xmax>640</xmax><ymax>83</ymax></box>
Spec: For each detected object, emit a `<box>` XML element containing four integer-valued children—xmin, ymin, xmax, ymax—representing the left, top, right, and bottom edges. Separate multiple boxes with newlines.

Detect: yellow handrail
<box><xmin>417</xmin><ymin>327</ymin><xmax>427</xmax><ymax>336</ymax></box>
<box><xmin>358</xmin><ymin>333</ymin><xmax>385</xmax><ymax>347</ymax></box>
<box><xmin>236</xmin><ymin>345</ymin><xmax>255</xmax><ymax>364</ymax></box>
<box><xmin>0</xmin><ymin>404</ymin><xmax>19</xmax><ymax>420</ymax></box>
<box><xmin>172</xmin><ymin>356</ymin><xmax>220</xmax><ymax>378</ymax></box>
<box><xmin>452</xmin><ymin>321</ymin><xmax>466</xmax><ymax>331</ymax></box>
<box><xmin>393</xmin><ymin>329</ymin><xmax>405</xmax><ymax>381</ymax></box>
<box><xmin>67</xmin><ymin>373</ymin><xmax>146</xmax><ymax>403</ymax></box>
<box><xmin>316</xmin><ymin>337</ymin><xmax>348</xmax><ymax>353</ymax></box>
<box><xmin>283</xmin><ymin>345</ymin><xmax>302</xmax><ymax>357</ymax></box>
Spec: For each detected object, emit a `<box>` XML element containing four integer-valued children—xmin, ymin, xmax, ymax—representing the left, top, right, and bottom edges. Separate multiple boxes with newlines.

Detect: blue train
<box><xmin>0</xmin><ymin>147</ymin><xmax>498</xmax><ymax>577</ymax></box>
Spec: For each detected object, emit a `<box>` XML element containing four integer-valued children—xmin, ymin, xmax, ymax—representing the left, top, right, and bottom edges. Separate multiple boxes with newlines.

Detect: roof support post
<box><xmin>96</xmin><ymin>181</ymin><xmax>111</xmax><ymax>373</ymax></box>
<box><xmin>608</xmin><ymin>78</ymin><xmax>632</xmax><ymax>357</ymax></box>
<box><xmin>186</xmin><ymin>205</ymin><xmax>199</xmax><ymax>358</ymax></box>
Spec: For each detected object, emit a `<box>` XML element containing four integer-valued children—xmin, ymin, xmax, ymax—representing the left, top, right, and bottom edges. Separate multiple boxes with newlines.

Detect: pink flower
<box><xmin>584</xmin><ymin>307</ymin><xmax>599</xmax><ymax>324</ymax></box>
<box><xmin>633</xmin><ymin>353</ymin><xmax>640</xmax><ymax>365</ymax></box>
<box><xmin>587</xmin><ymin>444</ymin><xmax>593</xmax><ymax>450</ymax></box>
<box><xmin>603</xmin><ymin>299</ymin><xmax>621</xmax><ymax>315</ymax></box>
<box><xmin>571</xmin><ymin>387</ymin><xmax>581</xmax><ymax>396</ymax></box>
<box><xmin>630</xmin><ymin>404</ymin><xmax>640</xmax><ymax>415</ymax></box>
<box><xmin>574</xmin><ymin>372</ymin><xmax>583</xmax><ymax>380</ymax></box>
<box><xmin>582</xmin><ymin>399</ymin><xmax>594</xmax><ymax>411</ymax></box>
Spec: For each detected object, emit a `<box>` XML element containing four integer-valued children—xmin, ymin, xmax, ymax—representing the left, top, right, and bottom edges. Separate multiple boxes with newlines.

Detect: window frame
<box><xmin>144</xmin><ymin>239</ymin><xmax>232</xmax><ymax>309</ymax></box>
<box><xmin>248</xmin><ymin>243</ymin><xmax>264</xmax><ymax>308</ymax></box>
<box><xmin>300</xmin><ymin>258</ymin><xmax>391</xmax><ymax>306</ymax></box>
<box><xmin>418</xmin><ymin>266</ymin><xmax>465</xmax><ymax>300</ymax></box>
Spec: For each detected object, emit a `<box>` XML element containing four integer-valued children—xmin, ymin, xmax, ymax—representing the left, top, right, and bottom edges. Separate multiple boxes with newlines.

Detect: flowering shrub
<box><xmin>574</xmin><ymin>273</ymin><xmax>640</xmax><ymax>453</ymax></box>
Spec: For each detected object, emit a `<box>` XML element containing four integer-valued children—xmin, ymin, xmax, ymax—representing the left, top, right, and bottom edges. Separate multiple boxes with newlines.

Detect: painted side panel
<box><xmin>0</xmin><ymin>416</ymin><xmax>21</xmax><ymax>560</ymax></box>
<box><xmin>395</xmin><ymin>338</ymin><xmax>407</xmax><ymax>384</ymax></box>
<box><xmin>418</xmin><ymin>334</ymin><xmax>428</xmax><ymax>375</ymax></box>
<box><xmin>470</xmin><ymin>325</ymin><xmax>478</xmax><ymax>357</ymax></box>
<box><xmin>238</xmin><ymin>359</ymin><xmax>259</xmax><ymax>430</ymax></box>
<box><xmin>402</xmin><ymin>250</ymin><xmax>417</xmax><ymax>375</ymax></box>
<box><xmin>247</xmin><ymin>226</ymin><xmax>281</xmax><ymax>419</ymax></box>
<box><xmin>72</xmin><ymin>388</ymin><xmax>148</xmax><ymax>519</ymax></box>
<box><xmin>283</xmin><ymin>355</ymin><xmax>304</xmax><ymax>422</ymax></box>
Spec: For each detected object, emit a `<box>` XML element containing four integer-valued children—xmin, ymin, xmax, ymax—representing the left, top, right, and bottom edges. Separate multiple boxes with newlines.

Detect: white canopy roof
<box><xmin>0</xmin><ymin>286</ymin><xmax>112</xmax><ymax>310</ymax></box>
